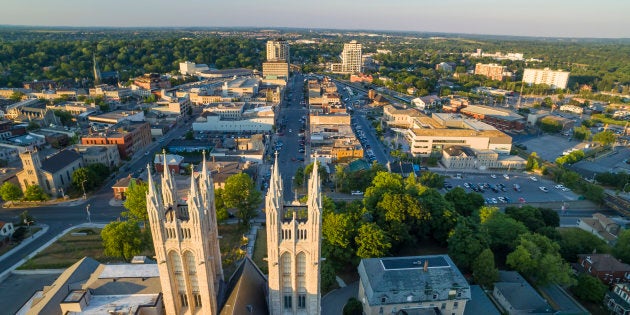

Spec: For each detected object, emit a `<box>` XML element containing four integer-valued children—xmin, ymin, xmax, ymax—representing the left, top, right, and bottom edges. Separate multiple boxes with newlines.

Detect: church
<box><xmin>22</xmin><ymin>152</ymin><xmax>323</xmax><ymax>315</ymax></box>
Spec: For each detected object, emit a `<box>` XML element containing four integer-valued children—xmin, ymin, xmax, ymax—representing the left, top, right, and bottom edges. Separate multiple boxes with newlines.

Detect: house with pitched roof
<box><xmin>577</xmin><ymin>254</ymin><xmax>630</xmax><ymax>285</ymax></box>
<box><xmin>578</xmin><ymin>213</ymin><xmax>622</xmax><ymax>245</ymax></box>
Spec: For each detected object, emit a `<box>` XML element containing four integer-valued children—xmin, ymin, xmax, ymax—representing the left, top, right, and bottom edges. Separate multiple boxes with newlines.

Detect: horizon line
<box><xmin>0</xmin><ymin>24</ymin><xmax>629</xmax><ymax>41</ymax></box>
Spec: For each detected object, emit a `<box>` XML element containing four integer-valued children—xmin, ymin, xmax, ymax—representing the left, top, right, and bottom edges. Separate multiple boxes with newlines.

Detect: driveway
<box><xmin>322</xmin><ymin>281</ymin><xmax>359</xmax><ymax>315</ymax></box>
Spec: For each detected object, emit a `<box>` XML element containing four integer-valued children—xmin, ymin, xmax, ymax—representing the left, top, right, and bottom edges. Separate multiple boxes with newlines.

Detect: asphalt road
<box><xmin>0</xmin><ymin>118</ymin><xmax>193</xmax><ymax>276</ymax></box>
<box><xmin>275</xmin><ymin>73</ymin><xmax>309</xmax><ymax>201</ymax></box>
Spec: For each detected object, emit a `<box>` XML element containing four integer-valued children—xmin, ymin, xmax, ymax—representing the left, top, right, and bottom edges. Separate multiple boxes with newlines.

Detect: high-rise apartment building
<box><xmin>474</xmin><ymin>63</ymin><xmax>507</xmax><ymax>81</ymax></box>
<box><xmin>266</xmin><ymin>39</ymin><xmax>290</xmax><ymax>63</ymax></box>
<box><xmin>341</xmin><ymin>40</ymin><xmax>362</xmax><ymax>74</ymax></box>
<box><xmin>523</xmin><ymin>68</ymin><xmax>570</xmax><ymax>89</ymax></box>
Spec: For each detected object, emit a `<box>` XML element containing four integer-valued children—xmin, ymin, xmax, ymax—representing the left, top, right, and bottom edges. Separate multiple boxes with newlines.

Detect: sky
<box><xmin>2</xmin><ymin>0</ymin><xmax>629</xmax><ymax>38</ymax></box>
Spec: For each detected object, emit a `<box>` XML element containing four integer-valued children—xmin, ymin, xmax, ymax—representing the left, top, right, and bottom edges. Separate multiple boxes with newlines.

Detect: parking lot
<box><xmin>444</xmin><ymin>172</ymin><xmax>579</xmax><ymax>205</ymax></box>
<box><xmin>520</xmin><ymin>134</ymin><xmax>588</xmax><ymax>162</ymax></box>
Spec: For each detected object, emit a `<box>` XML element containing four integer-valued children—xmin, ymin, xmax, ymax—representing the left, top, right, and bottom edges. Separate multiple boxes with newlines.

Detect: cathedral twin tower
<box><xmin>147</xmin><ymin>152</ymin><xmax>322</xmax><ymax>315</ymax></box>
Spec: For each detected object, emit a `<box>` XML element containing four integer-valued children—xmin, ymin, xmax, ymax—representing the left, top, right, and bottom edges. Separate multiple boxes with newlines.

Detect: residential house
<box><xmin>577</xmin><ymin>254</ymin><xmax>630</xmax><ymax>285</ymax></box>
<box><xmin>577</xmin><ymin>213</ymin><xmax>622</xmax><ymax>245</ymax></box>
<box><xmin>0</xmin><ymin>221</ymin><xmax>15</xmax><ymax>246</ymax></box>
<box><xmin>605</xmin><ymin>283</ymin><xmax>630</xmax><ymax>315</ymax></box>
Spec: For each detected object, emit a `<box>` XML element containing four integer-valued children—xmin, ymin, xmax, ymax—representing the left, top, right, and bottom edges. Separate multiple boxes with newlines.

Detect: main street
<box><xmin>0</xmin><ymin>118</ymin><xmax>193</xmax><ymax>275</ymax></box>
<box><xmin>275</xmin><ymin>73</ymin><xmax>309</xmax><ymax>201</ymax></box>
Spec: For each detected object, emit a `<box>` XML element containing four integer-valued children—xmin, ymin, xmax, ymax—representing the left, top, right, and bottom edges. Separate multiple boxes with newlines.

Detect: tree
<box><xmin>444</xmin><ymin>187</ymin><xmax>484</xmax><ymax>217</ymax></box>
<box><xmin>506</xmin><ymin>233</ymin><xmax>575</xmax><ymax>286</ymax></box>
<box><xmin>323</xmin><ymin>211</ymin><xmax>357</xmax><ymax>269</ymax></box>
<box><xmin>572</xmin><ymin>126</ymin><xmax>591</xmax><ymax>141</ymax></box>
<box><xmin>122</xmin><ymin>180</ymin><xmax>149</xmax><ymax>224</ymax></box>
<box><xmin>448</xmin><ymin>218</ymin><xmax>488</xmax><ymax>271</ymax></box>
<box><xmin>356</xmin><ymin>223</ymin><xmax>391</xmax><ymax>258</ymax></box>
<box><xmin>343</xmin><ymin>298</ymin><xmax>363</xmax><ymax>315</ymax></box>
<box><xmin>525</xmin><ymin>152</ymin><xmax>540</xmax><ymax>171</ymax></box>
<box><xmin>593</xmin><ymin>130</ymin><xmax>616</xmax><ymax>146</ymax></box>
<box><xmin>9</xmin><ymin>91</ymin><xmax>25</xmax><ymax>101</ymax></box>
<box><xmin>72</xmin><ymin>167</ymin><xmax>95</xmax><ymax>192</ymax></box>
<box><xmin>320</xmin><ymin>260</ymin><xmax>337</xmax><ymax>292</ymax></box>
<box><xmin>472</xmin><ymin>248</ymin><xmax>499</xmax><ymax>288</ymax></box>
<box><xmin>505</xmin><ymin>205</ymin><xmax>546</xmax><ymax>232</ymax></box>
<box><xmin>214</xmin><ymin>188</ymin><xmax>229</xmax><ymax>222</ymax></box>
<box><xmin>0</xmin><ymin>182</ymin><xmax>23</xmax><ymax>201</ymax></box>
<box><xmin>483</xmin><ymin>213</ymin><xmax>529</xmax><ymax>261</ymax></box>
<box><xmin>477</xmin><ymin>206</ymin><xmax>499</xmax><ymax>224</ymax></box>
<box><xmin>184</xmin><ymin>130</ymin><xmax>194</xmax><ymax>140</ymax></box>
<box><xmin>101</xmin><ymin>220</ymin><xmax>146</xmax><ymax>261</ymax></box>
<box><xmin>572</xmin><ymin>274</ymin><xmax>607</xmax><ymax>303</ymax></box>
<box><xmin>558</xmin><ymin>228</ymin><xmax>610</xmax><ymax>262</ymax></box>
<box><xmin>293</xmin><ymin>166</ymin><xmax>305</xmax><ymax>187</ymax></box>
<box><xmin>419</xmin><ymin>171</ymin><xmax>445</xmax><ymax>188</ymax></box>
<box><xmin>613</xmin><ymin>229</ymin><xmax>630</xmax><ymax>263</ymax></box>
<box><xmin>24</xmin><ymin>185</ymin><xmax>48</xmax><ymax>201</ymax></box>
<box><xmin>222</xmin><ymin>173</ymin><xmax>262</xmax><ymax>227</ymax></box>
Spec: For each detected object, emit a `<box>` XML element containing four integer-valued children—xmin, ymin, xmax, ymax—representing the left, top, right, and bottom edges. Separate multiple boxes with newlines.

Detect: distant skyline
<box><xmin>2</xmin><ymin>0</ymin><xmax>629</xmax><ymax>38</ymax></box>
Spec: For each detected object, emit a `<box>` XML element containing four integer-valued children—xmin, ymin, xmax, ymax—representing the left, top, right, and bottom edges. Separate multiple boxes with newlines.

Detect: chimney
<box><xmin>423</xmin><ymin>259</ymin><xmax>429</xmax><ymax>272</ymax></box>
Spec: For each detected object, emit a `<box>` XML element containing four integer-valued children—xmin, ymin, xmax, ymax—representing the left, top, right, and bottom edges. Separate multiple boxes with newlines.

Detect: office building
<box><xmin>523</xmin><ymin>68</ymin><xmax>570</xmax><ymax>89</ymax></box>
<box><xmin>332</xmin><ymin>41</ymin><xmax>362</xmax><ymax>74</ymax></box>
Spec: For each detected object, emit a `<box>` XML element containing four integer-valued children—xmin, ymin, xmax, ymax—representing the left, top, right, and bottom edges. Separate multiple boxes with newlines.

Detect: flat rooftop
<box><xmin>98</xmin><ymin>264</ymin><xmax>160</xmax><ymax>279</ymax></box>
<box><xmin>67</xmin><ymin>294</ymin><xmax>160</xmax><ymax>315</ymax></box>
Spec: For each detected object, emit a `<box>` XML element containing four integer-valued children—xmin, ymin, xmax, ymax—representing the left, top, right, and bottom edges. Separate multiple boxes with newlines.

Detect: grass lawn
<box><xmin>18</xmin><ymin>228</ymin><xmax>127</xmax><ymax>270</ymax></box>
<box><xmin>218</xmin><ymin>224</ymin><xmax>249</xmax><ymax>278</ymax></box>
<box><xmin>0</xmin><ymin>227</ymin><xmax>41</xmax><ymax>256</ymax></box>
<box><xmin>252</xmin><ymin>227</ymin><xmax>268</xmax><ymax>274</ymax></box>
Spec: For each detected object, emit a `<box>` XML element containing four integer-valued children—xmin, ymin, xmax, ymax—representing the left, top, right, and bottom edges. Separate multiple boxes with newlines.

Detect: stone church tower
<box><xmin>266</xmin><ymin>154</ymin><xmax>322</xmax><ymax>315</ymax></box>
<box><xmin>147</xmin><ymin>151</ymin><xmax>224</xmax><ymax>315</ymax></box>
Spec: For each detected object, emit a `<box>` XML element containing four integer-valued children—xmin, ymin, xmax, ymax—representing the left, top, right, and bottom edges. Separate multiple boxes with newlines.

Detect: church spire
<box><xmin>161</xmin><ymin>149</ymin><xmax>177</xmax><ymax>207</ymax></box>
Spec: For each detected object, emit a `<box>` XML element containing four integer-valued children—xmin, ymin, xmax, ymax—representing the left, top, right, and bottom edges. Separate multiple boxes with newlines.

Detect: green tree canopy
<box><xmin>572</xmin><ymin>274</ymin><xmax>607</xmax><ymax>303</ymax></box>
<box><xmin>525</xmin><ymin>152</ymin><xmax>540</xmax><ymax>171</ymax></box>
<box><xmin>0</xmin><ymin>182</ymin><xmax>23</xmax><ymax>201</ymax></box>
<box><xmin>214</xmin><ymin>188</ymin><xmax>229</xmax><ymax>222</ymax></box>
<box><xmin>101</xmin><ymin>220</ymin><xmax>146</xmax><ymax>261</ymax></box>
<box><xmin>613</xmin><ymin>229</ymin><xmax>630</xmax><ymax>263</ymax></box>
<box><xmin>483</xmin><ymin>213</ymin><xmax>529</xmax><ymax>261</ymax></box>
<box><xmin>356</xmin><ymin>223</ymin><xmax>391</xmax><ymax>258</ymax></box>
<box><xmin>448</xmin><ymin>218</ymin><xmax>489</xmax><ymax>271</ymax></box>
<box><xmin>472</xmin><ymin>248</ymin><xmax>499</xmax><ymax>288</ymax></box>
<box><xmin>342</xmin><ymin>298</ymin><xmax>363</xmax><ymax>315</ymax></box>
<box><xmin>444</xmin><ymin>187</ymin><xmax>485</xmax><ymax>217</ymax></box>
<box><xmin>24</xmin><ymin>185</ymin><xmax>48</xmax><ymax>201</ymax></box>
<box><xmin>558</xmin><ymin>228</ymin><xmax>610</xmax><ymax>262</ymax></box>
<box><xmin>593</xmin><ymin>130</ymin><xmax>616</xmax><ymax>146</ymax></box>
<box><xmin>506</xmin><ymin>233</ymin><xmax>575</xmax><ymax>286</ymax></box>
<box><xmin>122</xmin><ymin>179</ymin><xmax>149</xmax><ymax>224</ymax></box>
<box><xmin>223</xmin><ymin>173</ymin><xmax>262</xmax><ymax>227</ymax></box>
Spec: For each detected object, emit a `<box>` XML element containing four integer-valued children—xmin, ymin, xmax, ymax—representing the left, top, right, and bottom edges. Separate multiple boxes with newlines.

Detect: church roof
<box><xmin>40</xmin><ymin>149</ymin><xmax>82</xmax><ymax>173</ymax></box>
<box><xmin>220</xmin><ymin>257</ymin><xmax>269</xmax><ymax>315</ymax></box>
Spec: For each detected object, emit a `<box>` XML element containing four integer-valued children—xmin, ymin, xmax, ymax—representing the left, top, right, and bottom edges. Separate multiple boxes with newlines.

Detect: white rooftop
<box><xmin>67</xmin><ymin>294</ymin><xmax>160</xmax><ymax>315</ymax></box>
<box><xmin>98</xmin><ymin>264</ymin><xmax>159</xmax><ymax>279</ymax></box>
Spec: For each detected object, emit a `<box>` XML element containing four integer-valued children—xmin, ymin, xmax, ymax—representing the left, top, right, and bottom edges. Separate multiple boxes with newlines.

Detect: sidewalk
<box><xmin>0</xmin><ymin>224</ymin><xmax>49</xmax><ymax>264</ymax></box>
<box><xmin>3</xmin><ymin>197</ymin><xmax>88</xmax><ymax>209</ymax></box>
<box><xmin>0</xmin><ymin>223</ymin><xmax>106</xmax><ymax>283</ymax></box>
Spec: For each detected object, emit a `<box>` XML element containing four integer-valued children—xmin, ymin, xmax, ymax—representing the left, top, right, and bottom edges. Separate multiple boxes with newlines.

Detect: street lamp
<box><xmin>81</xmin><ymin>179</ymin><xmax>87</xmax><ymax>200</ymax></box>
<box><xmin>24</xmin><ymin>219</ymin><xmax>34</xmax><ymax>237</ymax></box>
<box><xmin>86</xmin><ymin>204</ymin><xmax>91</xmax><ymax>223</ymax></box>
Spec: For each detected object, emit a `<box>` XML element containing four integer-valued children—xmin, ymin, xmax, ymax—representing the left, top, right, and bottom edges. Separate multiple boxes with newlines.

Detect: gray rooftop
<box><xmin>464</xmin><ymin>285</ymin><xmax>500</xmax><ymax>315</ymax></box>
<box><xmin>40</xmin><ymin>149</ymin><xmax>82</xmax><ymax>173</ymax></box>
<box><xmin>494</xmin><ymin>271</ymin><xmax>554</xmax><ymax>314</ymax></box>
<box><xmin>358</xmin><ymin>255</ymin><xmax>471</xmax><ymax>306</ymax></box>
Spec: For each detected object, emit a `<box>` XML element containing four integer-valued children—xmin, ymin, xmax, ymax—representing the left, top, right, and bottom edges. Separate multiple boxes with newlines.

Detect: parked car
<box><xmin>529</xmin><ymin>176</ymin><xmax>538</xmax><ymax>181</ymax></box>
<box><xmin>539</xmin><ymin>186</ymin><xmax>549</xmax><ymax>193</ymax></box>
<box><xmin>351</xmin><ymin>191</ymin><xmax>364</xmax><ymax>196</ymax></box>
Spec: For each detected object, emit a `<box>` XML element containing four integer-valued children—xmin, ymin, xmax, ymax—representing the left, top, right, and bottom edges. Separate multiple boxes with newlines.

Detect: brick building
<box><xmin>81</xmin><ymin>121</ymin><xmax>151</xmax><ymax>159</ymax></box>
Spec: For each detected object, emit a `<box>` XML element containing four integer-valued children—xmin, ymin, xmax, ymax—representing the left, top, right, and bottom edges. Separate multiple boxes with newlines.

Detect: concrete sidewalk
<box><xmin>0</xmin><ymin>223</ymin><xmax>106</xmax><ymax>283</ymax></box>
<box><xmin>0</xmin><ymin>224</ymin><xmax>49</xmax><ymax>264</ymax></box>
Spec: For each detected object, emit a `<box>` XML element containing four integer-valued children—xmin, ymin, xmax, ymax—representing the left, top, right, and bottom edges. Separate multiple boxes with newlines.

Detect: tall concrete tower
<box><xmin>266</xmin><ymin>154</ymin><xmax>322</xmax><ymax>315</ymax></box>
<box><xmin>146</xmin><ymin>151</ymin><xmax>223</xmax><ymax>314</ymax></box>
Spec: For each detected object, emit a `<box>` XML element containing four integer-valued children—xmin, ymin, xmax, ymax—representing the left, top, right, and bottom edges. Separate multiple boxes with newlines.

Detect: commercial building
<box><xmin>71</xmin><ymin>144</ymin><xmax>121</xmax><ymax>169</ymax></box>
<box><xmin>87</xmin><ymin>110</ymin><xmax>145</xmax><ymax>126</ymax></box>
<box><xmin>16</xmin><ymin>149</ymin><xmax>84</xmax><ymax>198</ymax></box>
<box><xmin>179</xmin><ymin>61</ymin><xmax>210</xmax><ymax>75</ymax></box>
<box><xmin>132</xmin><ymin>73</ymin><xmax>171</xmax><ymax>91</ymax></box>
<box><xmin>331</xmin><ymin>41</ymin><xmax>362</xmax><ymax>74</ymax></box>
<box><xmin>192</xmin><ymin>114</ymin><xmax>273</xmax><ymax>133</ymax></box>
<box><xmin>474</xmin><ymin>63</ymin><xmax>508</xmax><ymax>81</ymax></box>
<box><xmin>460</xmin><ymin>105</ymin><xmax>525</xmax><ymax>132</ymax></box>
<box><xmin>523</xmin><ymin>68</ymin><xmax>570</xmax><ymax>89</ymax></box>
<box><xmin>358</xmin><ymin>255</ymin><xmax>471</xmax><ymax>315</ymax></box>
<box><xmin>81</xmin><ymin>121</ymin><xmax>152</xmax><ymax>159</ymax></box>
<box><xmin>442</xmin><ymin>145</ymin><xmax>525</xmax><ymax>170</ymax></box>
<box><xmin>262</xmin><ymin>61</ymin><xmax>289</xmax><ymax>80</ymax></box>
<box><xmin>403</xmin><ymin>113</ymin><xmax>513</xmax><ymax>157</ymax></box>
<box><xmin>266</xmin><ymin>39</ymin><xmax>290</xmax><ymax>63</ymax></box>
